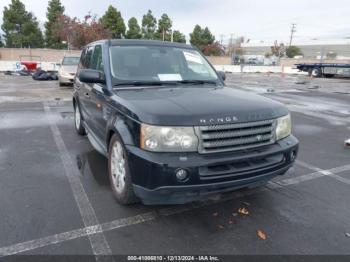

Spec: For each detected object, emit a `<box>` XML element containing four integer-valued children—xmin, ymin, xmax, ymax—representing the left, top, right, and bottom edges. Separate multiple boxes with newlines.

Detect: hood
<box><xmin>61</xmin><ymin>65</ymin><xmax>78</xmax><ymax>74</ymax></box>
<box><xmin>113</xmin><ymin>86</ymin><xmax>289</xmax><ymax>126</ymax></box>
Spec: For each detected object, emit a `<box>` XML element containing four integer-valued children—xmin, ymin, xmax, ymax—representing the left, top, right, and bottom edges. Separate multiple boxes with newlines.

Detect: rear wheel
<box><xmin>311</xmin><ymin>68</ymin><xmax>322</xmax><ymax>77</ymax></box>
<box><xmin>108</xmin><ymin>134</ymin><xmax>138</xmax><ymax>205</ymax></box>
<box><xmin>74</xmin><ymin>102</ymin><xmax>86</xmax><ymax>135</ymax></box>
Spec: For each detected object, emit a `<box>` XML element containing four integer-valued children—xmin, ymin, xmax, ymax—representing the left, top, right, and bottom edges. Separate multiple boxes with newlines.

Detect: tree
<box><xmin>172</xmin><ymin>30</ymin><xmax>186</xmax><ymax>43</ymax></box>
<box><xmin>0</xmin><ymin>35</ymin><xmax>4</xmax><ymax>47</ymax></box>
<box><xmin>45</xmin><ymin>0</ymin><xmax>65</xmax><ymax>48</ymax></box>
<box><xmin>190</xmin><ymin>25</ymin><xmax>215</xmax><ymax>51</ymax></box>
<box><xmin>190</xmin><ymin>25</ymin><xmax>203</xmax><ymax>47</ymax></box>
<box><xmin>285</xmin><ymin>45</ymin><xmax>303</xmax><ymax>58</ymax></box>
<box><xmin>2</xmin><ymin>0</ymin><xmax>44</xmax><ymax>48</ymax></box>
<box><xmin>126</xmin><ymin>17</ymin><xmax>141</xmax><ymax>39</ymax></box>
<box><xmin>270</xmin><ymin>41</ymin><xmax>286</xmax><ymax>58</ymax></box>
<box><xmin>100</xmin><ymin>5</ymin><xmax>125</xmax><ymax>38</ymax></box>
<box><xmin>53</xmin><ymin>14</ymin><xmax>111</xmax><ymax>49</ymax></box>
<box><xmin>202</xmin><ymin>42</ymin><xmax>225</xmax><ymax>56</ymax></box>
<box><xmin>157</xmin><ymin>13</ymin><xmax>172</xmax><ymax>41</ymax></box>
<box><xmin>202</xmin><ymin>27</ymin><xmax>215</xmax><ymax>44</ymax></box>
<box><xmin>141</xmin><ymin>10</ymin><xmax>157</xmax><ymax>39</ymax></box>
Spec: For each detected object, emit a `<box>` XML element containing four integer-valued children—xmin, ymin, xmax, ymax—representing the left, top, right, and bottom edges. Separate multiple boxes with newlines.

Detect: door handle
<box><xmin>84</xmin><ymin>92</ymin><xmax>90</xmax><ymax>99</ymax></box>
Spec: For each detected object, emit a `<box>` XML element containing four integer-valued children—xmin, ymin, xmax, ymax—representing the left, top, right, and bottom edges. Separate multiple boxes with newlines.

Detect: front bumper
<box><xmin>58</xmin><ymin>75</ymin><xmax>74</xmax><ymax>84</ymax></box>
<box><xmin>126</xmin><ymin>135</ymin><xmax>298</xmax><ymax>205</ymax></box>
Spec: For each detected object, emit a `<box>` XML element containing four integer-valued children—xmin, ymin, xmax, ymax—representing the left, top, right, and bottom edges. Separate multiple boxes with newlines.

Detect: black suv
<box><xmin>73</xmin><ymin>40</ymin><xmax>298</xmax><ymax>205</ymax></box>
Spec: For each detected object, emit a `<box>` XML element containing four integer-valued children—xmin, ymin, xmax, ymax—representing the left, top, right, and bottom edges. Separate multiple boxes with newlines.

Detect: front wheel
<box><xmin>108</xmin><ymin>134</ymin><xmax>138</xmax><ymax>205</ymax></box>
<box><xmin>74</xmin><ymin>102</ymin><xmax>86</xmax><ymax>136</ymax></box>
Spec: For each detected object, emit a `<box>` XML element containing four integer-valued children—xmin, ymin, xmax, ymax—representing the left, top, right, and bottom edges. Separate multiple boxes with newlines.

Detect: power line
<box><xmin>289</xmin><ymin>23</ymin><xmax>296</xmax><ymax>46</ymax></box>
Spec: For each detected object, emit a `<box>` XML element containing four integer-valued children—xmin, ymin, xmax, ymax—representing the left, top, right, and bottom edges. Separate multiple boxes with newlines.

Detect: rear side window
<box><xmin>90</xmin><ymin>45</ymin><xmax>104</xmax><ymax>72</ymax></box>
<box><xmin>82</xmin><ymin>46</ymin><xmax>94</xmax><ymax>69</ymax></box>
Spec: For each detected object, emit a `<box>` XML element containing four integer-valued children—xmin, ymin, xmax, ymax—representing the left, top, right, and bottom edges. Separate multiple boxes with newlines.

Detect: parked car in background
<box><xmin>58</xmin><ymin>56</ymin><xmax>80</xmax><ymax>86</ymax></box>
<box><xmin>73</xmin><ymin>40</ymin><xmax>299</xmax><ymax>205</ymax></box>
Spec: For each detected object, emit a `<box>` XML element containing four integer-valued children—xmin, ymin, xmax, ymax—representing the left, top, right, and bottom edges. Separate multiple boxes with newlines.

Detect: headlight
<box><xmin>276</xmin><ymin>114</ymin><xmax>291</xmax><ymax>140</ymax></box>
<box><xmin>140</xmin><ymin>124</ymin><xmax>199</xmax><ymax>152</ymax></box>
<box><xmin>60</xmin><ymin>70</ymin><xmax>71</xmax><ymax>77</ymax></box>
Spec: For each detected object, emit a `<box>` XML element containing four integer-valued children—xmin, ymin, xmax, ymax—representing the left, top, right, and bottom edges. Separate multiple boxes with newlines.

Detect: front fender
<box><xmin>106</xmin><ymin>114</ymin><xmax>139</xmax><ymax>151</ymax></box>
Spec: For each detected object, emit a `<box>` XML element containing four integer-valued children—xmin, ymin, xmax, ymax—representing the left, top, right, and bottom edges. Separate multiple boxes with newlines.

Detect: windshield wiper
<box><xmin>114</xmin><ymin>81</ymin><xmax>166</xmax><ymax>87</ymax></box>
<box><xmin>175</xmin><ymin>80</ymin><xmax>218</xmax><ymax>85</ymax></box>
<box><xmin>113</xmin><ymin>80</ymin><xmax>218</xmax><ymax>89</ymax></box>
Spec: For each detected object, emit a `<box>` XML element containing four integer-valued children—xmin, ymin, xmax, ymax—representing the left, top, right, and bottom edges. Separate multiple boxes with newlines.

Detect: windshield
<box><xmin>62</xmin><ymin>57</ymin><xmax>80</xmax><ymax>66</ymax></box>
<box><xmin>109</xmin><ymin>45</ymin><xmax>218</xmax><ymax>85</ymax></box>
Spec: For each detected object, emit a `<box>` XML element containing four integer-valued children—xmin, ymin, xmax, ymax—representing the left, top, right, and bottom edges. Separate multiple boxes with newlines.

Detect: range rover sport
<box><xmin>73</xmin><ymin>40</ymin><xmax>299</xmax><ymax>205</ymax></box>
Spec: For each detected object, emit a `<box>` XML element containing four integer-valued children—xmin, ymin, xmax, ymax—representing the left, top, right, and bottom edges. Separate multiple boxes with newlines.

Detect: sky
<box><xmin>0</xmin><ymin>0</ymin><xmax>350</xmax><ymax>45</ymax></box>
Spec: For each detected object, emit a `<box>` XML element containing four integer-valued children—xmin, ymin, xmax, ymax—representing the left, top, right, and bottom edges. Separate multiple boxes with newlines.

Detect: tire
<box><xmin>108</xmin><ymin>133</ymin><xmax>138</xmax><ymax>205</ymax></box>
<box><xmin>307</xmin><ymin>68</ymin><xmax>313</xmax><ymax>77</ymax></box>
<box><xmin>74</xmin><ymin>101</ymin><xmax>86</xmax><ymax>136</ymax></box>
<box><xmin>59</xmin><ymin>82</ymin><xmax>64</xmax><ymax>87</ymax></box>
<box><xmin>312</xmin><ymin>68</ymin><xmax>322</xmax><ymax>77</ymax></box>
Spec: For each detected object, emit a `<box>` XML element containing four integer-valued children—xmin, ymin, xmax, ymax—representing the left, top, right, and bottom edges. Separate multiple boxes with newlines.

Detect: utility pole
<box><xmin>289</xmin><ymin>23</ymin><xmax>296</xmax><ymax>46</ymax></box>
<box><xmin>219</xmin><ymin>34</ymin><xmax>224</xmax><ymax>45</ymax></box>
<box><xmin>229</xmin><ymin>33</ymin><xmax>233</xmax><ymax>55</ymax></box>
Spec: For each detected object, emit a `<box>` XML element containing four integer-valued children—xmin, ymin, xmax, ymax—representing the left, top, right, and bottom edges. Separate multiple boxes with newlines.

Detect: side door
<box><xmin>87</xmin><ymin>44</ymin><xmax>108</xmax><ymax>141</ymax></box>
<box><xmin>76</xmin><ymin>46</ymin><xmax>94</xmax><ymax>126</ymax></box>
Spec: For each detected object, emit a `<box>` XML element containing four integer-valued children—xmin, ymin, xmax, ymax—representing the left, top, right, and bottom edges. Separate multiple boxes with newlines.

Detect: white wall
<box><xmin>214</xmin><ymin>65</ymin><xmax>307</xmax><ymax>75</ymax></box>
<box><xmin>0</xmin><ymin>61</ymin><xmax>59</xmax><ymax>72</ymax></box>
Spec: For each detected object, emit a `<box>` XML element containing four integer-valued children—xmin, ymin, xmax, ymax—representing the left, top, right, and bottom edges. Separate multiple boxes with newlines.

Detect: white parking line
<box><xmin>273</xmin><ymin>160</ymin><xmax>350</xmax><ymax>187</ymax></box>
<box><xmin>0</xmin><ymin>212</ymin><xmax>156</xmax><ymax>257</ymax></box>
<box><xmin>43</xmin><ymin>102</ymin><xmax>113</xmax><ymax>260</ymax></box>
<box><xmin>0</xmin><ymin>149</ymin><xmax>350</xmax><ymax>257</ymax></box>
<box><xmin>296</xmin><ymin>160</ymin><xmax>350</xmax><ymax>186</ymax></box>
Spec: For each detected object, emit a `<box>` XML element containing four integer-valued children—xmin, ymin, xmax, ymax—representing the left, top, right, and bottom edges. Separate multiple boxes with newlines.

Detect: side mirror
<box><xmin>79</xmin><ymin>69</ymin><xmax>105</xmax><ymax>84</ymax></box>
<box><xmin>217</xmin><ymin>71</ymin><xmax>226</xmax><ymax>81</ymax></box>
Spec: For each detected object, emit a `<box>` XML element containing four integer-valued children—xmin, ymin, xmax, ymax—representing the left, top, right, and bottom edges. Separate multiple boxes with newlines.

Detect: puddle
<box><xmin>76</xmin><ymin>155</ymin><xmax>85</xmax><ymax>173</ymax></box>
<box><xmin>333</xmin><ymin>92</ymin><xmax>350</xmax><ymax>95</ymax></box>
<box><xmin>76</xmin><ymin>151</ymin><xmax>109</xmax><ymax>186</ymax></box>
<box><xmin>0</xmin><ymin>111</ymin><xmax>54</xmax><ymax>129</ymax></box>
<box><xmin>60</xmin><ymin>111</ymin><xmax>74</xmax><ymax>119</ymax></box>
<box><xmin>47</xmin><ymin>99</ymin><xmax>67</xmax><ymax>107</ymax></box>
<box><xmin>296</xmin><ymin>80</ymin><xmax>309</xmax><ymax>85</ymax></box>
<box><xmin>0</xmin><ymin>96</ymin><xmax>18</xmax><ymax>103</ymax></box>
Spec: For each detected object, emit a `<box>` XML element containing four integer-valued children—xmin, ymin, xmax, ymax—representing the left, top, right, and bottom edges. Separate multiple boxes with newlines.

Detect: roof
<box><xmin>90</xmin><ymin>39</ymin><xmax>193</xmax><ymax>49</ymax></box>
<box><xmin>63</xmin><ymin>54</ymin><xmax>81</xmax><ymax>57</ymax></box>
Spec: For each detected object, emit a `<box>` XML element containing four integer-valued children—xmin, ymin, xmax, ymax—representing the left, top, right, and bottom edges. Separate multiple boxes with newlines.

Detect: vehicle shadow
<box><xmin>76</xmin><ymin>150</ymin><xmax>110</xmax><ymax>186</ymax></box>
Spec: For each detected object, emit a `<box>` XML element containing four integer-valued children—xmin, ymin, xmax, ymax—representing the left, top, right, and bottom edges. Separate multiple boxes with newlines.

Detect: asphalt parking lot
<box><xmin>0</xmin><ymin>73</ymin><xmax>350</xmax><ymax>259</ymax></box>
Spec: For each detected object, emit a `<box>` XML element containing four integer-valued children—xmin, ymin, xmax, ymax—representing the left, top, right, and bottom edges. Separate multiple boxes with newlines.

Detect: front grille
<box><xmin>196</xmin><ymin>119</ymin><xmax>276</xmax><ymax>154</ymax></box>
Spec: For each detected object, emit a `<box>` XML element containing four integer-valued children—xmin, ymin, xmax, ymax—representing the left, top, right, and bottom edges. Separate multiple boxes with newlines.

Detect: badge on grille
<box><xmin>256</xmin><ymin>135</ymin><xmax>263</xmax><ymax>141</ymax></box>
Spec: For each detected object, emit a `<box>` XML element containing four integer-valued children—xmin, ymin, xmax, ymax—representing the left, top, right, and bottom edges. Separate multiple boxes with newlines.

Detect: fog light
<box><xmin>175</xmin><ymin>169</ymin><xmax>189</xmax><ymax>182</ymax></box>
<box><xmin>290</xmin><ymin>150</ymin><xmax>297</xmax><ymax>161</ymax></box>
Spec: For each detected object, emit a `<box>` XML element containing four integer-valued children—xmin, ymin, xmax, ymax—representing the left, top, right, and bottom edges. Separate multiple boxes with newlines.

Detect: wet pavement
<box><xmin>0</xmin><ymin>74</ymin><xmax>350</xmax><ymax>258</ymax></box>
